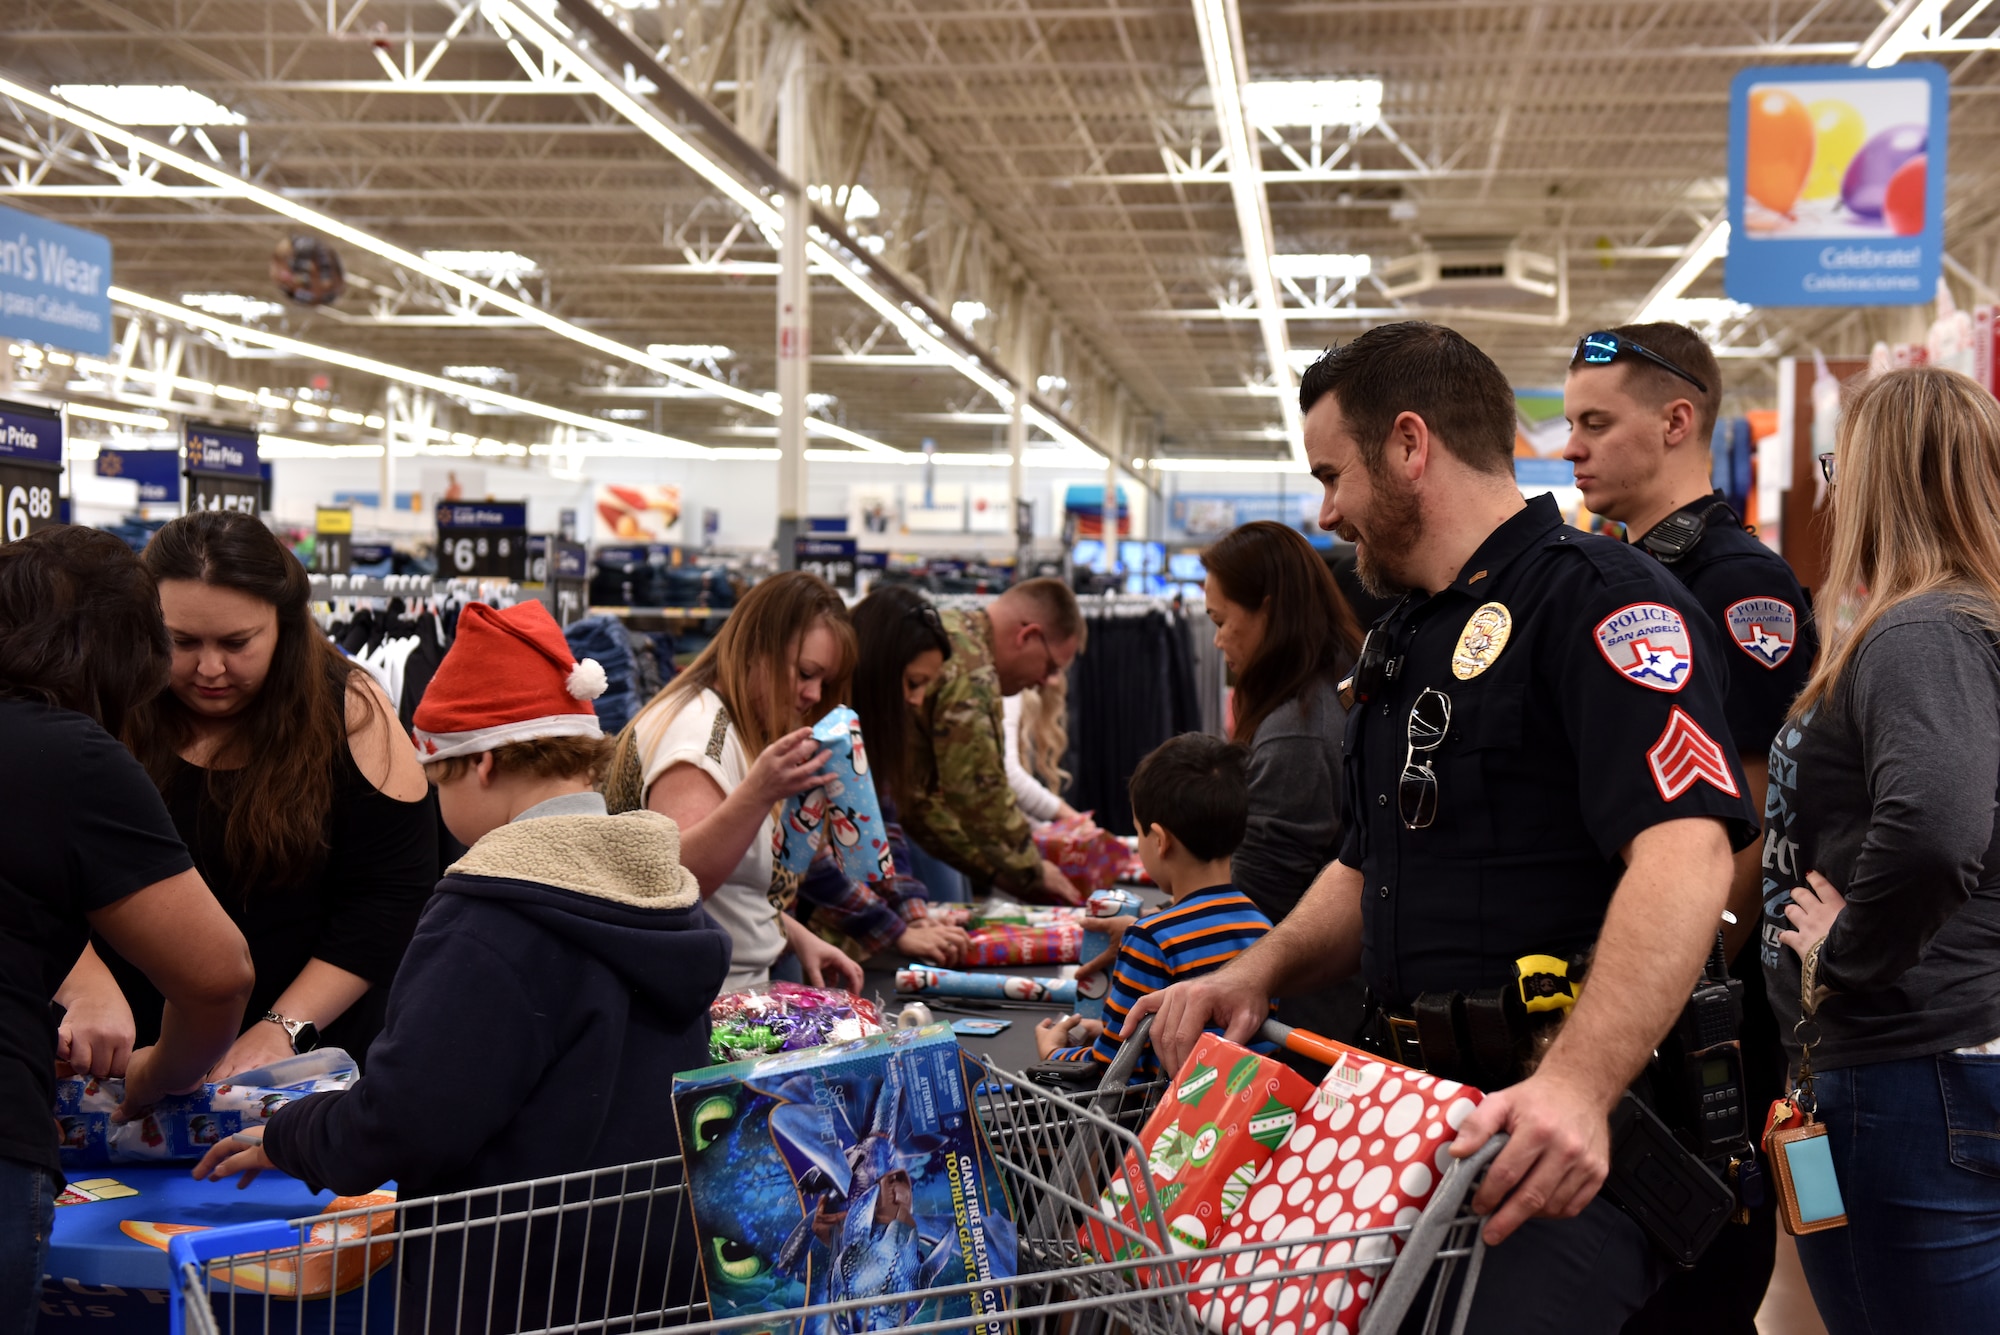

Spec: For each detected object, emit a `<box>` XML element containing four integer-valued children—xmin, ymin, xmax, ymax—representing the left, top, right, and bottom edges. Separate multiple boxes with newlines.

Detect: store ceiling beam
<box><xmin>534</xmin><ymin>0</ymin><xmax>1114</xmax><ymax>463</ymax></box>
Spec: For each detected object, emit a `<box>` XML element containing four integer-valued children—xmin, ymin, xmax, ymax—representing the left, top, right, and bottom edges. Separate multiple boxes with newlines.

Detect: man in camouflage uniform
<box><xmin>906</xmin><ymin>577</ymin><xmax>1087</xmax><ymax>905</ymax></box>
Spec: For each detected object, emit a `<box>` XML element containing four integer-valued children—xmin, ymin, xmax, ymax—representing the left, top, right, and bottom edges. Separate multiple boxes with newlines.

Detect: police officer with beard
<box><xmin>1126</xmin><ymin>322</ymin><xmax>1759</xmax><ymax>1334</ymax></box>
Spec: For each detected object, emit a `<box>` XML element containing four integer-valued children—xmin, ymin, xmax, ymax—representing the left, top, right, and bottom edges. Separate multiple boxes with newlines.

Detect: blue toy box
<box><xmin>673</xmin><ymin>1023</ymin><xmax>1016</xmax><ymax>1334</ymax></box>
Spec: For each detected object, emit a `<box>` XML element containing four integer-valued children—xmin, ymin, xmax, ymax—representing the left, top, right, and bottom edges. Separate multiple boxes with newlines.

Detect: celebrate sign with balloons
<box><xmin>1727</xmin><ymin>63</ymin><xmax>1950</xmax><ymax>308</ymax></box>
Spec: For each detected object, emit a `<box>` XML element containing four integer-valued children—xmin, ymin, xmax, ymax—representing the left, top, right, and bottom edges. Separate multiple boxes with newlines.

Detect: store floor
<box><xmin>1758</xmin><ymin>1233</ymin><xmax>1830</xmax><ymax>1335</ymax></box>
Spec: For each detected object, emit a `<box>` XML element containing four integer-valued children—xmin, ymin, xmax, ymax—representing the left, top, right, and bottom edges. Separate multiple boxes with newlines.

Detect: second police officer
<box><xmin>1563</xmin><ymin>322</ymin><xmax>1818</xmax><ymax>1335</ymax></box>
<box><xmin>1126</xmin><ymin>322</ymin><xmax>1760</xmax><ymax>1335</ymax></box>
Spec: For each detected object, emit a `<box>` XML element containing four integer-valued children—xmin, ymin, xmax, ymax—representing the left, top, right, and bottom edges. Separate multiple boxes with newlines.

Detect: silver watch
<box><xmin>262</xmin><ymin>1010</ymin><xmax>321</xmax><ymax>1054</ymax></box>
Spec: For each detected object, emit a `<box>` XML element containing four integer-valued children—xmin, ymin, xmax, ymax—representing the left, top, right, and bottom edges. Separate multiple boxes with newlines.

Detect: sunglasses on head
<box><xmin>1575</xmin><ymin>331</ymin><xmax>1710</xmax><ymax>396</ymax></box>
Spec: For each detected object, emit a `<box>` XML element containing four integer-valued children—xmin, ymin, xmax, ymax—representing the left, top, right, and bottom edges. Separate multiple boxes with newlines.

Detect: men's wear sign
<box><xmin>1726</xmin><ymin>63</ymin><xmax>1949</xmax><ymax>306</ymax></box>
<box><xmin>0</xmin><ymin>205</ymin><xmax>113</xmax><ymax>357</ymax></box>
<box><xmin>0</xmin><ymin>399</ymin><xmax>62</xmax><ymax>545</ymax></box>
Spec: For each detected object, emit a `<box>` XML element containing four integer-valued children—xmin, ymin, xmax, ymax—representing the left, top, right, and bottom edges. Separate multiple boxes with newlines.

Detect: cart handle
<box><xmin>167</xmin><ymin>1220</ymin><xmax>302</xmax><ymax>1335</ymax></box>
<box><xmin>1098</xmin><ymin>1013</ymin><xmax>1377</xmax><ymax>1094</ymax></box>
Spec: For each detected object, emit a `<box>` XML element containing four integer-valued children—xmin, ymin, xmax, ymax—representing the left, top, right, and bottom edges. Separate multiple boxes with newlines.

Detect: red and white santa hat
<box><xmin>411</xmin><ymin>601</ymin><xmax>608</xmax><ymax>763</ymax></box>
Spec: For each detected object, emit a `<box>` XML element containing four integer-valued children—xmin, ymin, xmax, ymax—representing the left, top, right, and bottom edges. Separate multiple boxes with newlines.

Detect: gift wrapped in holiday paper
<box><xmin>674</xmin><ymin>1024</ymin><xmax>1017</xmax><ymax>1335</ymax></box>
<box><xmin>895</xmin><ymin>966</ymin><xmax>1076</xmax><ymax>1007</ymax></box>
<box><xmin>1081</xmin><ymin>1035</ymin><xmax>1316</xmax><ymax>1263</ymax></box>
<box><xmin>1187</xmin><ymin>1049</ymin><xmax>1485</xmax><ymax>1335</ymax></box>
<box><xmin>961</xmin><ymin>919</ymin><xmax>1083</xmax><ymax>967</ymax></box>
<box><xmin>773</xmin><ymin>705</ymin><xmax>893</xmax><ymax>888</ymax></box>
<box><xmin>1078</xmin><ymin>888</ymin><xmax>1145</xmax><ymax>1020</ymax></box>
<box><xmin>1033</xmin><ymin>813</ymin><xmax>1129</xmax><ymax>893</ymax></box>
<box><xmin>964</xmin><ymin>898</ymin><xmax>1084</xmax><ymax>929</ymax></box>
<box><xmin>53</xmin><ymin>1050</ymin><xmax>358</xmax><ymax>1169</ymax></box>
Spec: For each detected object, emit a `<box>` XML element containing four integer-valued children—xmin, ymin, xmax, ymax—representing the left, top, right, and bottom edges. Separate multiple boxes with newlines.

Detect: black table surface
<box><xmin>859</xmin><ymin>884</ymin><xmax>1166</xmax><ymax>1076</ymax></box>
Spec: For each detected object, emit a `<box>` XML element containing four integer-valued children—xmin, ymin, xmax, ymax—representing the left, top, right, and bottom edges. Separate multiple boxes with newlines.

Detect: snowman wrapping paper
<box><xmin>1187</xmin><ymin>1051</ymin><xmax>1485</xmax><ymax>1335</ymax></box>
<box><xmin>774</xmin><ymin>705</ymin><xmax>894</xmax><ymax>888</ymax></box>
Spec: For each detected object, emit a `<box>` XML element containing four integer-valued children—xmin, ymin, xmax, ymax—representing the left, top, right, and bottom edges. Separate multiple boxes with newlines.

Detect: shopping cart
<box><xmin>168</xmin><ymin>1018</ymin><xmax>1502</xmax><ymax>1335</ymax></box>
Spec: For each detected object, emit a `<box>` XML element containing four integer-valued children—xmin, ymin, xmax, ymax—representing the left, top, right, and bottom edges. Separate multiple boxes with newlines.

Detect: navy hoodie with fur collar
<box><xmin>264</xmin><ymin>799</ymin><xmax>733</xmax><ymax>1200</ymax></box>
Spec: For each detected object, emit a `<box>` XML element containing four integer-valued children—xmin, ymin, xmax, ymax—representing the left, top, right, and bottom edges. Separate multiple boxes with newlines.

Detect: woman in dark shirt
<box><xmin>1</xmin><ymin>527</ymin><xmax>252</xmax><ymax>1334</ymax></box>
<box><xmin>1198</xmin><ymin>522</ymin><xmax>1364</xmax><ymax>1039</ymax></box>
<box><xmin>1765</xmin><ymin>368</ymin><xmax>2000</xmax><ymax>1333</ymax></box>
<box><xmin>57</xmin><ymin>513</ymin><xmax>435</xmax><ymax>1079</ymax></box>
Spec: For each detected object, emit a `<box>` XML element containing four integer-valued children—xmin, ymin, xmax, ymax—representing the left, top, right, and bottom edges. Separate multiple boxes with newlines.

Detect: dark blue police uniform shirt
<box><xmin>1644</xmin><ymin>493</ymin><xmax>1818</xmax><ymax>760</ymax></box>
<box><xmin>1339</xmin><ymin>494</ymin><xmax>1761</xmax><ymax>1007</ymax></box>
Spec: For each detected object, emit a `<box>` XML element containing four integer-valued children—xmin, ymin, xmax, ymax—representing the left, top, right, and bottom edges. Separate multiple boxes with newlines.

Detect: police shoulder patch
<box><xmin>1723</xmin><ymin>597</ymin><xmax>1797</xmax><ymax>670</ymax></box>
<box><xmin>1593</xmin><ymin>602</ymin><xmax>1694</xmax><ymax>693</ymax></box>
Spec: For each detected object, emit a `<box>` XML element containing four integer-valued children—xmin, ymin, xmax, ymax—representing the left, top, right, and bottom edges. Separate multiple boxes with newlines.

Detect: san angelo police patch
<box><xmin>1724</xmin><ymin>597</ymin><xmax>1797</xmax><ymax>670</ymax></box>
<box><xmin>1594</xmin><ymin>602</ymin><xmax>1694</xmax><ymax>693</ymax></box>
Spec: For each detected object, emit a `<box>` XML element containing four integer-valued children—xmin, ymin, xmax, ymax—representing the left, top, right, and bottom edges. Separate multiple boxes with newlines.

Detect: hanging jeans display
<box><xmin>1063</xmin><ymin>602</ymin><xmax>1203</xmax><ymax>836</ymax></box>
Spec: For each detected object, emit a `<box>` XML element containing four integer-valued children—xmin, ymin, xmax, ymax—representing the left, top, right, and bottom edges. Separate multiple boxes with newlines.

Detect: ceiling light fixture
<box><xmin>52</xmin><ymin>84</ymin><xmax>244</xmax><ymax>126</ymax></box>
<box><xmin>1189</xmin><ymin>0</ymin><xmax>1304</xmax><ymax>464</ymax></box>
<box><xmin>1271</xmin><ymin>253</ymin><xmax>1372</xmax><ymax>281</ymax></box>
<box><xmin>0</xmin><ymin>74</ymin><xmax>769</xmax><ymax>414</ymax></box>
<box><xmin>1241</xmin><ymin>79</ymin><xmax>1383</xmax><ymax>129</ymax></box>
<box><xmin>950</xmin><ymin>301</ymin><xmax>989</xmax><ymax>327</ymax></box>
<box><xmin>180</xmin><ymin>292</ymin><xmax>285</xmax><ymax>320</ymax></box>
<box><xmin>647</xmin><ymin>343</ymin><xmax>733</xmax><ymax>361</ymax></box>
<box><xmin>422</xmin><ymin>249</ymin><xmax>541</xmax><ymax>277</ymax></box>
<box><xmin>111</xmin><ymin>286</ymin><xmax>712</xmax><ymax>459</ymax></box>
<box><xmin>64</xmin><ymin>403</ymin><xmax>172</xmax><ymax>429</ymax></box>
<box><xmin>441</xmin><ymin>365</ymin><xmax>515</xmax><ymax>385</ymax></box>
<box><xmin>1145</xmin><ymin>457</ymin><xmax>1308</xmax><ymax>473</ymax></box>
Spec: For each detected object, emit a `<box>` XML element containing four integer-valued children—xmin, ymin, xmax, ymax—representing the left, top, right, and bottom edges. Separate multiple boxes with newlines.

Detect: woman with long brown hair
<box><xmin>56</xmin><ymin>511</ymin><xmax>436</xmax><ymax>1079</ymax></box>
<box><xmin>1760</xmin><ymin>366</ymin><xmax>2000</xmax><ymax>1331</ymax></box>
<box><xmin>1201</xmin><ymin>521</ymin><xmax>1363</xmax><ymax>924</ymax></box>
<box><xmin>609</xmin><ymin>570</ymin><xmax>865</xmax><ymax>990</ymax></box>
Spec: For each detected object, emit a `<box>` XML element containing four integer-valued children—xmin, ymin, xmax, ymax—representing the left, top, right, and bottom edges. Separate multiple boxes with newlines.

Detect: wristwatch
<box><xmin>262</xmin><ymin>1011</ymin><xmax>320</xmax><ymax>1054</ymax></box>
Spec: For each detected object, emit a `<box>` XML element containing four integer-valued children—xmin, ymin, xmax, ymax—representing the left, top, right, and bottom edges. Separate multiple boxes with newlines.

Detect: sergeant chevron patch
<box><xmin>1648</xmin><ymin>706</ymin><xmax>1739</xmax><ymax>801</ymax></box>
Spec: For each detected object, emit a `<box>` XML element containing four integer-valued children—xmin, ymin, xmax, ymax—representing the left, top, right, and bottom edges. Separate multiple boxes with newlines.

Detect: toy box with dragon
<box><xmin>54</xmin><ymin>1050</ymin><xmax>357</xmax><ymax>1169</ymax></box>
<box><xmin>673</xmin><ymin>1023</ymin><xmax>1018</xmax><ymax>1335</ymax></box>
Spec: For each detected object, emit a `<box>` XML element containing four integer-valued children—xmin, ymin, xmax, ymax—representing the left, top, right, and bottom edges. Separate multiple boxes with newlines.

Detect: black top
<box><xmin>1236</xmin><ymin>676</ymin><xmax>1347</xmax><ymax>923</ymax></box>
<box><xmin>1641</xmin><ymin>493</ymin><xmax>1818</xmax><ymax>759</ymax></box>
<box><xmin>99</xmin><ymin>735</ymin><xmax>438</xmax><ymax>1062</ymax></box>
<box><xmin>1340</xmin><ymin>494</ymin><xmax>1760</xmax><ymax>1006</ymax></box>
<box><xmin>0</xmin><ymin>701</ymin><xmax>193</xmax><ymax>1179</ymax></box>
<box><xmin>1761</xmin><ymin>592</ymin><xmax>2000</xmax><ymax>1068</ymax></box>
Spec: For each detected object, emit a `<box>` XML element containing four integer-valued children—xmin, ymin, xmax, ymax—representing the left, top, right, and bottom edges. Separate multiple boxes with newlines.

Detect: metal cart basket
<box><xmin>169</xmin><ymin>1019</ymin><xmax>1502</xmax><ymax>1335</ymax></box>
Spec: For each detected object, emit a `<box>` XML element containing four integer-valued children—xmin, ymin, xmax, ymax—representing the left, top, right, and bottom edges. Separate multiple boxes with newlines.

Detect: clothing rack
<box><xmin>309</xmin><ymin>574</ymin><xmax>523</xmax><ymax>604</ymax></box>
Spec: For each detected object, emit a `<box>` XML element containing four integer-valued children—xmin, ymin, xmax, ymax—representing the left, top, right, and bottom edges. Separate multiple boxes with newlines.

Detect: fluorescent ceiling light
<box><xmin>599</xmin><ymin>407</ymin><xmax>649</xmax><ymax>420</ymax></box>
<box><xmin>1037</xmin><ymin>374</ymin><xmax>1068</xmax><ymax>393</ymax></box>
<box><xmin>1146</xmin><ymin>457</ymin><xmax>1308</xmax><ymax>473</ymax></box>
<box><xmin>181</xmin><ymin>292</ymin><xmax>284</xmax><ymax>320</ymax></box>
<box><xmin>1271</xmin><ymin>253</ymin><xmax>1372</xmax><ymax>281</ymax></box>
<box><xmin>1633</xmin><ymin>219</ymin><xmax>1732</xmax><ymax>322</ymax></box>
<box><xmin>1191</xmin><ymin>0</ymin><xmax>1304</xmax><ymax>464</ymax></box>
<box><xmin>1242</xmin><ymin>79</ymin><xmax>1383</xmax><ymax>129</ymax></box>
<box><xmin>0</xmin><ymin>75</ymin><xmax>773</xmax><ymax>418</ymax></box>
<box><xmin>648</xmin><ymin>343</ymin><xmax>733</xmax><ymax>361</ymax></box>
<box><xmin>421</xmin><ymin>249</ymin><xmax>540</xmax><ymax>277</ymax></box>
<box><xmin>260</xmin><ymin>436</ymin><xmax>386</xmax><ymax>459</ymax></box>
<box><xmin>951</xmin><ymin>301</ymin><xmax>989</xmax><ymax>327</ymax></box>
<box><xmin>808</xmin><ymin>183</ymin><xmax>881</xmax><ymax>221</ymax></box>
<box><xmin>1653</xmin><ymin>297</ymin><xmax>1753</xmax><ymax>325</ymax></box>
<box><xmin>53</xmin><ymin>84</ymin><xmax>244</xmax><ymax>126</ymax></box>
<box><xmin>442</xmin><ymin>365</ymin><xmax>515</xmax><ymax>385</ymax></box>
<box><xmin>112</xmin><ymin>285</ymin><xmax>712</xmax><ymax>458</ymax></box>
<box><xmin>66</xmin><ymin>403</ymin><xmax>171</xmax><ymax>429</ymax></box>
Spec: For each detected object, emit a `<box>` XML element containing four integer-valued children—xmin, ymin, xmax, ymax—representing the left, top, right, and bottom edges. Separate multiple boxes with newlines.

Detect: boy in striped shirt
<box><xmin>1036</xmin><ymin>734</ymin><xmax>1274</xmax><ymax>1078</ymax></box>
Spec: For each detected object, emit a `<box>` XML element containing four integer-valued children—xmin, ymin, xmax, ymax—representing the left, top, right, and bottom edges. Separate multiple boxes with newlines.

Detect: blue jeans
<box><xmin>901</xmin><ymin>840</ymin><xmax>971</xmax><ymax>904</ymax></box>
<box><xmin>1794</xmin><ymin>1051</ymin><xmax>2000</xmax><ymax>1335</ymax></box>
<box><xmin>1</xmin><ymin>1157</ymin><xmax>54</xmax><ymax>1335</ymax></box>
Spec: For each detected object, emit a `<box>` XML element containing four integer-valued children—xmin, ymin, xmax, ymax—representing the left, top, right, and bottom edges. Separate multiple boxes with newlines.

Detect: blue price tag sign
<box><xmin>184</xmin><ymin>422</ymin><xmax>261</xmax><ymax>478</ymax></box>
<box><xmin>0</xmin><ymin>399</ymin><xmax>62</xmax><ymax>469</ymax></box>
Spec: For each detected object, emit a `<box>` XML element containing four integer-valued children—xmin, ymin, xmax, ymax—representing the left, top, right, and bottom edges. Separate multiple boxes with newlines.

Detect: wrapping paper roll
<box><xmin>896</xmin><ymin>966</ymin><xmax>1077</xmax><ymax>1007</ymax></box>
<box><xmin>962</xmin><ymin>920</ymin><xmax>1084</xmax><ymax>967</ymax></box>
<box><xmin>775</xmin><ymin>706</ymin><xmax>893</xmax><ymax>887</ymax></box>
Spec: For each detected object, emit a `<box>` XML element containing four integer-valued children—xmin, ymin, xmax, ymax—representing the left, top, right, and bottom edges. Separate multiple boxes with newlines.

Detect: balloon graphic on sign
<box><xmin>1803</xmin><ymin>100</ymin><xmax>1865</xmax><ymax>201</ymax></box>
<box><xmin>1746</xmin><ymin>89</ymin><xmax>1815</xmax><ymax>215</ymax></box>
<box><xmin>1841</xmin><ymin>124</ymin><xmax>1926</xmax><ymax>221</ymax></box>
<box><xmin>1884</xmin><ymin>155</ymin><xmax>1928</xmax><ymax>236</ymax></box>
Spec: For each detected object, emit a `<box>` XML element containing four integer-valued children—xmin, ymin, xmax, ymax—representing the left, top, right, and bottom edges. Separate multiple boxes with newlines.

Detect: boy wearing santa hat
<box><xmin>193</xmin><ymin>600</ymin><xmax>732</xmax><ymax>1329</ymax></box>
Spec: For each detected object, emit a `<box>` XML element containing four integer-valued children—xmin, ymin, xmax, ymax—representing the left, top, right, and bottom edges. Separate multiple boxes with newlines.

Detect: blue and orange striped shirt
<box><xmin>1050</xmin><ymin>884</ymin><xmax>1275</xmax><ymax>1079</ymax></box>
